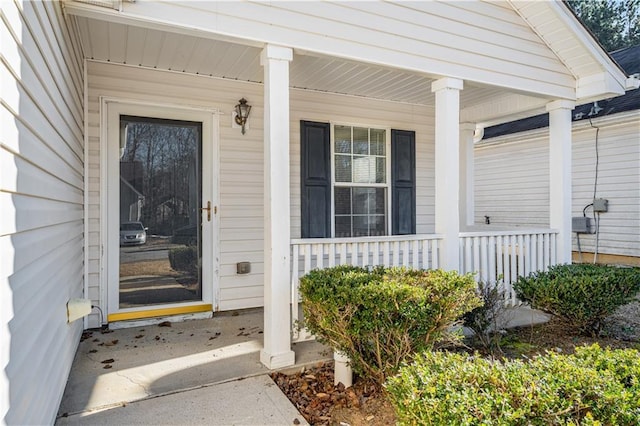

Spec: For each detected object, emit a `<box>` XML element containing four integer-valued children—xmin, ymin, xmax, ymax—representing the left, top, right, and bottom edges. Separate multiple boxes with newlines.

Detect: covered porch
<box><xmin>63</xmin><ymin>0</ymin><xmax>628</xmax><ymax>371</ymax></box>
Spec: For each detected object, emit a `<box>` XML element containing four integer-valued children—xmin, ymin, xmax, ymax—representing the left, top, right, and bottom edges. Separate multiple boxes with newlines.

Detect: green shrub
<box><xmin>299</xmin><ymin>266</ymin><xmax>481</xmax><ymax>384</ymax></box>
<box><xmin>386</xmin><ymin>344</ymin><xmax>640</xmax><ymax>425</ymax></box>
<box><xmin>168</xmin><ymin>246</ymin><xmax>198</xmax><ymax>276</ymax></box>
<box><xmin>463</xmin><ymin>281</ymin><xmax>508</xmax><ymax>354</ymax></box>
<box><xmin>513</xmin><ymin>264</ymin><xmax>640</xmax><ymax>335</ymax></box>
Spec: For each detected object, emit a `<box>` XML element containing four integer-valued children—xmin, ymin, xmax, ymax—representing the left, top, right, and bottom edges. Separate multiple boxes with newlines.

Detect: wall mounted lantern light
<box><xmin>234</xmin><ymin>98</ymin><xmax>251</xmax><ymax>135</ymax></box>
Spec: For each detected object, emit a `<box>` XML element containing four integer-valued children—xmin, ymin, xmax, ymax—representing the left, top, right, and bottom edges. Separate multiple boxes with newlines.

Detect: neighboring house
<box><xmin>1</xmin><ymin>1</ymin><xmax>637</xmax><ymax>423</ymax></box>
<box><xmin>475</xmin><ymin>45</ymin><xmax>640</xmax><ymax>266</ymax></box>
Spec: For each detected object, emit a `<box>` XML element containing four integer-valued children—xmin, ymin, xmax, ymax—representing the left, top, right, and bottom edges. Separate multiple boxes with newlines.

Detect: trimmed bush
<box><xmin>386</xmin><ymin>344</ymin><xmax>640</xmax><ymax>425</ymax></box>
<box><xmin>463</xmin><ymin>281</ymin><xmax>508</xmax><ymax>354</ymax></box>
<box><xmin>168</xmin><ymin>246</ymin><xmax>198</xmax><ymax>276</ymax></box>
<box><xmin>513</xmin><ymin>263</ymin><xmax>640</xmax><ymax>335</ymax></box>
<box><xmin>299</xmin><ymin>266</ymin><xmax>481</xmax><ymax>384</ymax></box>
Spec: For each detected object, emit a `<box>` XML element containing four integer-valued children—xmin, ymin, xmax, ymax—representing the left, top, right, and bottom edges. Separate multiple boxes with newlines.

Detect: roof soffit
<box><xmin>64</xmin><ymin>0</ymin><xmax>579</xmax><ymax>100</ymax></box>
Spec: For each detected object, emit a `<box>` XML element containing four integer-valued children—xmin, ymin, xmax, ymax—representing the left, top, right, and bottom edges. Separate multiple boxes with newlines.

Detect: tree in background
<box><xmin>568</xmin><ymin>0</ymin><xmax>640</xmax><ymax>51</ymax></box>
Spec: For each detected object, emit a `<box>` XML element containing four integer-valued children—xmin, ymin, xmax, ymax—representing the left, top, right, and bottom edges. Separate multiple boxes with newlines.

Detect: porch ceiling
<box><xmin>72</xmin><ymin>15</ymin><xmax>547</xmax><ymax>123</ymax></box>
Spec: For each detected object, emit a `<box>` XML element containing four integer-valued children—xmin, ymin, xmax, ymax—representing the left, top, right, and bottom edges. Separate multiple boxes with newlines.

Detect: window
<box><xmin>300</xmin><ymin>121</ymin><xmax>415</xmax><ymax>239</ymax></box>
<box><xmin>333</xmin><ymin>125</ymin><xmax>388</xmax><ymax>237</ymax></box>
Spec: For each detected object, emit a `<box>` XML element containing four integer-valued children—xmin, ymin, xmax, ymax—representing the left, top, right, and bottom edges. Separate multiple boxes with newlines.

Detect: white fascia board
<box><xmin>61</xmin><ymin>0</ymin><xmax>263</xmax><ymax>47</ymax></box>
<box><xmin>476</xmin><ymin>109</ymin><xmax>640</xmax><ymax>147</ymax></box>
<box><xmin>545</xmin><ymin>2</ymin><xmax>627</xmax><ymax>96</ymax></box>
<box><xmin>577</xmin><ymin>72</ymin><xmax>626</xmax><ymax>102</ymax></box>
<box><xmin>625</xmin><ymin>76</ymin><xmax>640</xmax><ymax>90</ymax></box>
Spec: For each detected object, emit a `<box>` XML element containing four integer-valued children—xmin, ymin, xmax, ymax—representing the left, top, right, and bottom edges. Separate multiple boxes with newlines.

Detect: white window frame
<box><xmin>330</xmin><ymin>122</ymin><xmax>392</xmax><ymax>238</ymax></box>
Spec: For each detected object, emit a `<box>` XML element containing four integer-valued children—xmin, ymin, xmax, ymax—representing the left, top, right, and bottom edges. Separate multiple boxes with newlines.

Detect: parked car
<box><xmin>120</xmin><ymin>221</ymin><xmax>147</xmax><ymax>245</ymax></box>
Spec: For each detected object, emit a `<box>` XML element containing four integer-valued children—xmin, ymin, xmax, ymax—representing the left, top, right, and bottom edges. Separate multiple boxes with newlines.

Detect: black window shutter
<box><xmin>301</xmin><ymin>121</ymin><xmax>331</xmax><ymax>238</ymax></box>
<box><xmin>391</xmin><ymin>130</ymin><xmax>416</xmax><ymax>235</ymax></box>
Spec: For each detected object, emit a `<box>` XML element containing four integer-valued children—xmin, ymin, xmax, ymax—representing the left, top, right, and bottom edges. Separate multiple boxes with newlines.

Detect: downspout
<box><xmin>83</xmin><ymin>58</ymin><xmax>90</xmax><ymax>329</ymax></box>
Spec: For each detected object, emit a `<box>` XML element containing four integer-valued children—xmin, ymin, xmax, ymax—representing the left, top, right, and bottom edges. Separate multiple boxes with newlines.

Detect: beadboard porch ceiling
<box><xmin>72</xmin><ymin>15</ymin><xmax>516</xmax><ymax>114</ymax></box>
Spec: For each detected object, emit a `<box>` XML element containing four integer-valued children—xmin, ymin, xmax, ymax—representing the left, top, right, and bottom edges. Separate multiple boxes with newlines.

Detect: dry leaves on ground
<box><xmin>271</xmin><ymin>362</ymin><xmax>395</xmax><ymax>426</ymax></box>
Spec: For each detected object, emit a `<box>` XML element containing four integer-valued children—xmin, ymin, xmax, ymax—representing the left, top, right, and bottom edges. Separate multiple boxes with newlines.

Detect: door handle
<box><xmin>201</xmin><ymin>201</ymin><xmax>212</xmax><ymax>222</ymax></box>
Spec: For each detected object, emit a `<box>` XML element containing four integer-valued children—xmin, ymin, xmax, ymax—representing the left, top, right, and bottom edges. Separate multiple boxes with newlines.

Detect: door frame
<box><xmin>102</xmin><ymin>98</ymin><xmax>220</xmax><ymax>321</ymax></box>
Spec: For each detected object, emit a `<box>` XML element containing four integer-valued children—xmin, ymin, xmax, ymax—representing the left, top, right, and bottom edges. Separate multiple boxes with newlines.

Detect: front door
<box><xmin>106</xmin><ymin>101</ymin><xmax>218</xmax><ymax>322</ymax></box>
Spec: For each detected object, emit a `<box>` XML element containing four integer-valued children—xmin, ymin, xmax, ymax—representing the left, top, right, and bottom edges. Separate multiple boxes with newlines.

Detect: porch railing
<box><xmin>290</xmin><ymin>234</ymin><xmax>443</xmax><ymax>341</ymax></box>
<box><xmin>290</xmin><ymin>229</ymin><xmax>558</xmax><ymax>341</ymax></box>
<box><xmin>459</xmin><ymin>228</ymin><xmax>559</xmax><ymax>305</ymax></box>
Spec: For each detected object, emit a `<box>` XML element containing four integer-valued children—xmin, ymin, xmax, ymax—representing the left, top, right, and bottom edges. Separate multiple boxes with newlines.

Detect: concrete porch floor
<box><xmin>56</xmin><ymin>308</ymin><xmax>331</xmax><ymax>425</ymax></box>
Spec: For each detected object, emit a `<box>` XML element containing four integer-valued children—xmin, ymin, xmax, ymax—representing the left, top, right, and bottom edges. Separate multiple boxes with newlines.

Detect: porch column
<box><xmin>459</xmin><ymin>122</ymin><xmax>476</xmax><ymax>229</ymax></box>
<box><xmin>546</xmin><ymin>100</ymin><xmax>575</xmax><ymax>264</ymax></box>
<box><xmin>260</xmin><ymin>44</ymin><xmax>295</xmax><ymax>369</ymax></box>
<box><xmin>432</xmin><ymin>77</ymin><xmax>463</xmax><ymax>271</ymax></box>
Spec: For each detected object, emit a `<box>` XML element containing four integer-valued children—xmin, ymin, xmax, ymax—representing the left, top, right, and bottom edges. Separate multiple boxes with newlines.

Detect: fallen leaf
<box><xmin>158</xmin><ymin>321</ymin><xmax>172</xmax><ymax>327</ymax></box>
<box><xmin>88</xmin><ymin>349</ymin><xmax>97</xmax><ymax>354</ymax></box>
<box><xmin>316</xmin><ymin>392</ymin><xmax>330</xmax><ymax>401</ymax></box>
<box><xmin>134</xmin><ymin>335</ymin><xmax>144</xmax><ymax>339</ymax></box>
<box><xmin>293</xmin><ymin>419</ymin><xmax>301</xmax><ymax>425</ymax></box>
<box><xmin>101</xmin><ymin>358</ymin><xmax>115</xmax><ymax>364</ymax></box>
<box><xmin>103</xmin><ymin>365</ymin><xmax>112</xmax><ymax>369</ymax></box>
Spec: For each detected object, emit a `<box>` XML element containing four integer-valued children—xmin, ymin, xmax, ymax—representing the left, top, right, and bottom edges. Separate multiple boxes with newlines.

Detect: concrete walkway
<box><xmin>56</xmin><ymin>309</ymin><xmax>329</xmax><ymax>425</ymax></box>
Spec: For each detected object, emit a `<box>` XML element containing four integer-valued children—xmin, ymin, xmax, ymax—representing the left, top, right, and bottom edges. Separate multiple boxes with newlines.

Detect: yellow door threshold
<box><xmin>108</xmin><ymin>304</ymin><xmax>213</xmax><ymax>322</ymax></box>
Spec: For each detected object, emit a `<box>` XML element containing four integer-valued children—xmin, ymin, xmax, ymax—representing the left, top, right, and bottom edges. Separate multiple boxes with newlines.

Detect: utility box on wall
<box><xmin>236</xmin><ymin>262</ymin><xmax>251</xmax><ymax>274</ymax></box>
<box><xmin>593</xmin><ymin>198</ymin><xmax>609</xmax><ymax>213</ymax></box>
<box><xmin>572</xmin><ymin>217</ymin><xmax>592</xmax><ymax>234</ymax></box>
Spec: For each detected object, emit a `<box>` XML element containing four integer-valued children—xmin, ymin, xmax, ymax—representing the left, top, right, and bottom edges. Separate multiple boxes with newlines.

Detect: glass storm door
<box><xmin>118</xmin><ymin>116</ymin><xmax>203</xmax><ymax>308</ymax></box>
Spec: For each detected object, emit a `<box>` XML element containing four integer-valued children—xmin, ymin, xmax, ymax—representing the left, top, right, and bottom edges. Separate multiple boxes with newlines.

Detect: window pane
<box><xmin>375</xmin><ymin>188</ymin><xmax>386</xmax><ymax>214</ymax></box>
<box><xmin>353</xmin><ymin>127</ymin><xmax>368</xmax><ymax>155</ymax></box>
<box><xmin>352</xmin><ymin>156</ymin><xmax>374</xmax><ymax>183</ymax></box>
<box><xmin>370</xmin><ymin>215</ymin><xmax>386</xmax><ymax>236</ymax></box>
<box><xmin>376</xmin><ymin>157</ymin><xmax>386</xmax><ymax>183</ymax></box>
<box><xmin>335</xmin><ymin>216</ymin><xmax>352</xmax><ymax>238</ymax></box>
<box><xmin>371</xmin><ymin>129</ymin><xmax>386</xmax><ymax>155</ymax></box>
<box><xmin>352</xmin><ymin>188</ymin><xmax>373</xmax><ymax>215</ymax></box>
<box><xmin>334</xmin><ymin>187</ymin><xmax>351</xmax><ymax>215</ymax></box>
<box><xmin>353</xmin><ymin>140</ymin><xmax>368</xmax><ymax>155</ymax></box>
<box><xmin>352</xmin><ymin>216</ymin><xmax>369</xmax><ymax>237</ymax></box>
<box><xmin>335</xmin><ymin>126</ymin><xmax>351</xmax><ymax>154</ymax></box>
<box><xmin>335</xmin><ymin>154</ymin><xmax>352</xmax><ymax>182</ymax></box>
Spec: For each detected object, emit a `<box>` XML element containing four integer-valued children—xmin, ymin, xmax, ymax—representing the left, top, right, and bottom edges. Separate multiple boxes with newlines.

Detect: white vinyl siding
<box><xmin>87</xmin><ymin>61</ymin><xmax>435</xmax><ymax>314</ymax></box>
<box><xmin>0</xmin><ymin>1</ymin><xmax>84</xmax><ymax>424</ymax></box>
<box><xmin>474</xmin><ymin>112</ymin><xmax>640</xmax><ymax>258</ymax></box>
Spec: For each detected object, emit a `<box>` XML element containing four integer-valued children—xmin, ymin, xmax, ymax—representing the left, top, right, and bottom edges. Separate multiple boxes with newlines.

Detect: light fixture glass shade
<box><xmin>234</xmin><ymin>98</ymin><xmax>251</xmax><ymax>134</ymax></box>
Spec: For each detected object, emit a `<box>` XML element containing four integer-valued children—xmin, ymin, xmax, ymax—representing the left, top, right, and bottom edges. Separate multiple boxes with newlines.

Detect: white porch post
<box><xmin>547</xmin><ymin>100</ymin><xmax>575</xmax><ymax>264</ymax></box>
<box><xmin>459</xmin><ymin>122</ymin><xmax>476</xmax><ymax>229</ymax></box>
<box><xmin>432</xmin><ymin>78</ymin><xmax>463</xmax><ymax>271</ymax></box>
<box><xmin>260</xmin><ymin>44</ymin><xmax>295</xmax><ymax>369</ymax></box>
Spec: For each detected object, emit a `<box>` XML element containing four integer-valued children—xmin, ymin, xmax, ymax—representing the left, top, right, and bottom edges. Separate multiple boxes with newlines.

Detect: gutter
<box><xmin>626</xmin><ymin>73</ymin><xmax>640</xmax><ymax>90</ymax></box>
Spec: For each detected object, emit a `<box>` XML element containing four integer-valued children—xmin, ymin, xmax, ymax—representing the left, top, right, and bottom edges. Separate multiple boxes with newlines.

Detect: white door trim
<box><xmin>101</xmin><ymin>97</ymin><xmax>220</xmax><ymax>319</ymax></box>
